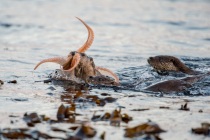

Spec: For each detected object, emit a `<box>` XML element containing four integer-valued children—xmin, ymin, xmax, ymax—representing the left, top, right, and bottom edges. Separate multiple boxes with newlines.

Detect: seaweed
<box><xmin>7</xmin><ymin>80</ymin><xmax>17</xmax><ymax>84</ymax></box>
<box><xmin>192</xmin><ymin>122</ymin><xmax>210</xmax><ymax>136</ymax></box>
<box><xmin>124</xmin><ymin>121</ymin><xmax>166</xmax><ymax>138</ymax></box>
<box><xmin>179</xmin><ymin>103</ymin><xmax>190</xmax><ymax>111</ymax></box>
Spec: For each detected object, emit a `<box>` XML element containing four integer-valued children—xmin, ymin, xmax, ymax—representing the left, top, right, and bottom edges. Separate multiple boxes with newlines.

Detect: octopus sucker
<box><xmin>34</xmin><ymin>57</ymin><xmax>67</xmax><ymax>70</ymax></box>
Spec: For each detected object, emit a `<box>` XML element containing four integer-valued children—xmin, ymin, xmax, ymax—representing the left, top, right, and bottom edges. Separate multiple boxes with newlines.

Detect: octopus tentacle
<box><xmin>76</xmin><ymin>17</ymin><xmax>94</xmax><ymax>53</ymax></box>
<box><xmin>64</xmin><ymin>53</ymin><xmax>81</xmax><ymax>72</ymax></box>
<box><xmin>34</xmin><ymin>57</ymin><xmax>67</xmax><ymax>70</ymax></box>
<box><xmin>96</xmin><ymin>66</ymin><xmax>119</xmax><ymax>83</ymax></box>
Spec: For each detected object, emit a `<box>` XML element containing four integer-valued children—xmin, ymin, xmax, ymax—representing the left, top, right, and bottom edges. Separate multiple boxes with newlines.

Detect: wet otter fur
<box><xmin>51</xmin><ymin>52</ymin><xmax>118</xmax><ymax>86</ymax></box>
<box><xmin>62</xmin><ymin>52</ymin><xmax>97</xmax><ymax>82</ymax></box>
<box><xmin>146</xmin><ymin>55</ymin><xmax>210</xmax><ymax>93</ymax></box>
<box><xmin>147</xmin><ymin>55</ymin><xmax>200</xmax><ymax>75</ymax></box>
<box><xmin>145</xmin><ymin>74</ymin><xmax>207</xmax><ymax>93</ymax></box>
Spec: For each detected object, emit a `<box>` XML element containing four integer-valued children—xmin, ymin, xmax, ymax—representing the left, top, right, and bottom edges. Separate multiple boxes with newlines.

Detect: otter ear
<box><xmin>34</xmin><ymin>57</ymin><xmax>67</xmax><ymax>70</ymax></box>
<box><xmin>63</xmin><ymin>53</ymin><xmax>81</xmax><ymax>72</ymax></box>
<box><xmin>171</xmin><ymin>58</ymin><xmax>180</xmax><ymax>68</ymax></box>
<box><xmin>95</xmin><ymin>66</ymin><xmax>119</xmax><ymax>83</ymax></box>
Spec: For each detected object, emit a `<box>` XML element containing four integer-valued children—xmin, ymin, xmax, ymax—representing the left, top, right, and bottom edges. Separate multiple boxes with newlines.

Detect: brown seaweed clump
<box><xmin>179</xmin><ymin>103</ymin><xmax>190</xmax><ymax>111</ymax></box>
<box><xmin>91</xmin><ymin>108</ymin><xmax>133</xmax><ymax>126</ymax></box>
<box><xmin>192</xmin><ymin>122</ymin><xmax>210</xmax><ymax>136</ymax></box>
<box><xmin>124</xmin><ymin>121</ymin><xmax>166</xmax><ymax>139</ymax></box>
<box><xmin>0</xmin><ymin>80</ymin><xmax>4</xmax><ymax>85</ymax></box>
<box><xmin>57</xmin><ymin>104</ymin><xmax>76</xmax><ymax>123</ymax></box>
<box><xmin>68</xmin><ymin>124</ymin><xmax>97</xmax><ymax>139</ymax></box>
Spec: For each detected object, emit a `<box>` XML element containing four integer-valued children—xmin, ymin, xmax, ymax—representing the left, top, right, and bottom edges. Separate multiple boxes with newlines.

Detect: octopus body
<box><xmin>34</xmin><ymin>17</ymin><xmax>119</xmax><ymax>86</ymax></box>
<box><xmin>148</xmin><ymin>55</ymin><xmax>199</xmax><ymax>75</ymax></box>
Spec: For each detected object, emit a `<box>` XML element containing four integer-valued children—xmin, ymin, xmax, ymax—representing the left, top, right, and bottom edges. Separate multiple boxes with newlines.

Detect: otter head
<box><xmin>148</xmin><ymin>56</ymin><xmax>180</xmax><ymax>72</ymax></box>
<box><xmin>87</xmin><ymin>75</ymin><xmax>119</xmax><ymax>86</ymax></box>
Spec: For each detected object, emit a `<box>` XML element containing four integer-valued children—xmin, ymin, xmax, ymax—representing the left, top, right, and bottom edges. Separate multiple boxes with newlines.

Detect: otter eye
<box><xmin>81</xmin><ymin>53</ymin><xmax>85</xmax><ymax>56</ymax></box>
<box><xmin>149</xmin><ymin>57</ymin><xmax>153</xmax><ymax>60</ymax></box>
<box><xmin>89</xmin><ymin>76</ymin><xmax>93</xmax><ymax>79</ymax></box>
<box><xmin>71</xmin><ymin>51</ymin><xmax>75</xmax><ymax>56</ymax></box>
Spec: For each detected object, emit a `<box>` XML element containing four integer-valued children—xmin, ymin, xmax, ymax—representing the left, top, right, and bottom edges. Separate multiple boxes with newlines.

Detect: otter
<box><xmin>146</xmin><ymin>55</ymin><xmax>209</xmax><ymax>93</ymax></box>
<box><xmin>147</xmin><ymin>55</ymin><xmax>200</xmax><ymax>75</ymax></box>
<box><xmin>34</xmin><ymin>17</ymin><xmax>119</xmax><ymax>86</ymax></box>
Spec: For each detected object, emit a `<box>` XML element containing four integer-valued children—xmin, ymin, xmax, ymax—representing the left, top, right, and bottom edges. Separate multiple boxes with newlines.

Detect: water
<box><xmin>0</xmin><ymin>0</ymin><xmax>210</xmax><ymax>139</ymax></box>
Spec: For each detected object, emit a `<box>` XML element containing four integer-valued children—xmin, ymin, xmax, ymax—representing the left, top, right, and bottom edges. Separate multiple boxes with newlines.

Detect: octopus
<box><xmin>34</xmin><ymin>17</ymin><xmax>119</xmax><ymax>86</ymax></box>
<box><xmin>146</xmin><ymin>55</ymin><xmax>210</xmax><ymax>93</ymax></box>
<box><xmin>147</xmin><ymin>55</ymin><xmax>200</xmax><ymax>75</ymax></box>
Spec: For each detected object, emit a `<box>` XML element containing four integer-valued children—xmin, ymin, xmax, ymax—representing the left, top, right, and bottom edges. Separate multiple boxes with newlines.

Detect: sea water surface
<box><xmin>0</xmin><ymin>0</ymin><xmax>210</xmax><ymax>139</ymax></box>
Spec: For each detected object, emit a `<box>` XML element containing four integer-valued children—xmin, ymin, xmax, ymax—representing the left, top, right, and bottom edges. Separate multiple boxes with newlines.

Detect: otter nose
<box><xmin>148</xmin><ymin>57</ymin><xmax>153</xmax><ymax>60</ymax></box>
<box><xmin>148</xmin><ymin>57</ymin><xmax>153</xmax><ymax>63</ymax></box>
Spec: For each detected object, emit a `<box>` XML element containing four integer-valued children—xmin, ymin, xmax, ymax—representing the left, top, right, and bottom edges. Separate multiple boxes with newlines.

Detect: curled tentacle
<box><xmin>34</xmin><ymin>57</ymin><xmax>67</xmax><ymax>70</ymax></box>
<box><xmin>63</xmin><ymin>53</ymin><xmax>81</xmax><ymax>72</ymax></box>
<box><xmin>96</xmin><ymin>66</ymin><xmax>119</xmax><ymax>83</ymax></box>
<box><xmin>76</xmin><ymin>17</ymin><xmax>94</xmax><ymax>53</ymax></box>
